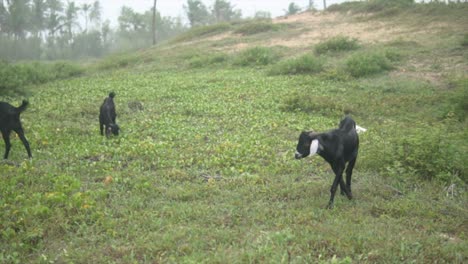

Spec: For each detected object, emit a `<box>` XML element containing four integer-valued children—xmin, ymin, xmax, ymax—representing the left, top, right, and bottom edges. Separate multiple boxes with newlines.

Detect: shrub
<box><xmin>360</xmin><ymin>120</ymin><xmax>466</xmax><ymax>185</ymax></box>
<box><xmin>234</xmin><ymin>20</ymin><xmax>280</xmax><ymax>35</ymax></box>
<box><xmin>233</xmin><ymin>47</ymin><xmax>279</xmax><ymax>67</ymax></box>
<box><xmin>442</xmin><ymin>78</ymin><xmax>468</xmax><ymax>121</ymax></box>
<box><xmin>188</xmin><ymin>53</ymin><xmax>230</xmax><ymax>68</ymax></box>
<box><xmin>0</xmin><ymin>61</ymin><xmax>84</xmax><ymax>93</ymax></box>
<box><xmin>328</xmin><ymin>0</ymin><xmax>414</xmax><ymax>14</ymax></box>
<box><xmin>314</xmin><ymin>36</ymin><xmax>360</xmax><ymax>55</ymax></box>
<box><xmin>461</xmin><ymin>34</ymin><xmax>468</xmax><ymax>47</ymax></box>
<box><xmin>268</xmin><ymin>54</ymin><xmax>324</xmax><ymax>75</ymax></box>
<box><xmin>345</xmin><ymin>52</ymin><xmax>393</xmax><ymax>77</ymax></box>
<box><xmin>96</xmin><ymin>53</ymin><xmax>141</xmax><ymax>70</ymax></box>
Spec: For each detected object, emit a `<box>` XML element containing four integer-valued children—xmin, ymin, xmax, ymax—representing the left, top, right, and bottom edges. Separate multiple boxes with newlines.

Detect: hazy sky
<box><xmin>74</xmin><ymin>0</ymin><xmax>354</xmax><ymax>26</ymax></box>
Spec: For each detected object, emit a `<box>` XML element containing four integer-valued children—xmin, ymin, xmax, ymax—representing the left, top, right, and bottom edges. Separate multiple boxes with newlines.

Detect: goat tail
<box><xmin>17</xmin><ymin>100</ymin><xmax>29</xmax><ymax>113</ymax></box>
<box><xmin>109</xmin><ymin>92</ymin><xmax>116</xmax><ymax>98</ymax></box>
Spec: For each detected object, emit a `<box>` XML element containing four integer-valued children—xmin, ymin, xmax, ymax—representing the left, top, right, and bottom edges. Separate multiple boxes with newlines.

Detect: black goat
<box><xmin>0</xmin><ymin>100</ymin><xmax>32</xmax><ymax>159</ymax></box>
<box><xmin>295</xmin><ymin>116</ymin><xmax>359</xmax><ymax>209</ymax></box>
<box><xmin>99</xmin><ymin>92</ymin><xmax>119</xmax><ymax>137</ymax></box>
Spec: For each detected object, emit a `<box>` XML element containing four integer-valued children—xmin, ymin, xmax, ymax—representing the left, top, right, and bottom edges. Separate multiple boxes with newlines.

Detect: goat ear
<box><xmin>307</xmin><ymin>131</ymin><xmax>317</xmax><ymax>138</ymax></box>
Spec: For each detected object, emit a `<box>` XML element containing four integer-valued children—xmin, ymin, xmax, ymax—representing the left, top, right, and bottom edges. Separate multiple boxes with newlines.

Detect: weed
<box><xmin>314</xmin><ymin>36</ymin><xmax>360</xmax><ymax>55</ymax></box>
<box><xmin>268</xmin><ymin>54</ymin><xmax>324</xmax><ymax>75</ymax></box>
<box><xmin>233</xmin><ymin>46</ymin><xmax>279</xmax><ymax>66</ymax></box>
<box><xmin>188</xmin><ymin>53</ymin><xmax>230</xmax><ymax>68</ymax></box>
<box><xmin>345</xmin><ymin>51</ymin><xmax>393</xmax><ymax>77</ymax></box>
<box><xmin>462</xmin><ymin>34</ymin><xmax>468</xmax><ymax>47</ymax></box>
<box><xmin>280</xmin><ymin>92</ymin><xmax>350</xmax><ymax>117</ymax></box>
<box><xmin>234</xmin><ymin>20</ymin><xmax>281</xmax><ymax>35</ymax></box>
<box><xmin>0</xmin><ymin>61</ymin><xmax>84</xmax><ymax>94</ymax></box>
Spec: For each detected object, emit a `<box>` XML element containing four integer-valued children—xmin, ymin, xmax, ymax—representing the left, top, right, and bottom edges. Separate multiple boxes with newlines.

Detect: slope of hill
<box><xmin>1</xmin><ymin>2</ymin><xmax>467</xmax><ymax>263</ymax></box>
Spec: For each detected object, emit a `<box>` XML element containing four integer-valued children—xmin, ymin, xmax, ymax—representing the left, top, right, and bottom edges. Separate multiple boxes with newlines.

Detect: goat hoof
<box><xmin>326</xmin><ymin>202</ymin><xmax>334</xmax><ymax>209</ymax></box>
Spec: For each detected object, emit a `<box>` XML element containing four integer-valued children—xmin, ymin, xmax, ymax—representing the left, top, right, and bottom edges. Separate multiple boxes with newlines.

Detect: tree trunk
<box><xmin>323</xmin><ymin>0</ymin><xmax>327</xmax><ymax>10</ymax></box>
<box><xmin>152</xmin><ymin>0</ymin><xmax>157</xmax><ymax>45</ymax></box>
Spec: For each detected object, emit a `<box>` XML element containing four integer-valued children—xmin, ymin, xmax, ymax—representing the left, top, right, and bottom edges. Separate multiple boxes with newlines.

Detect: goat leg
<box><xmin>2</xmin><ymin>131</ymin><xmax>11</xmax><ymax>159</ymax></box>
<box><xmin>327</xmin><ymin>174</ymin><xmax>341</xmax><ymax>209</ymax></box>
<box><xmin>328</xmin><ymin>163</ymin><xmax>345</xmax><ymax>209</ymax></box>
<box><xmin>338</xmin><ymin>176</ymin><xmax>352</xmax><ymax>200</ymax></box>
<box><xmin>16</xmin><ymin>128</ymin><xmax>32</xmax><ymax>158</ymax></box>
<box><xmin>345</xmin><ymin>158</ymin><xmax>357</xmax><ymax>200</ymax></box>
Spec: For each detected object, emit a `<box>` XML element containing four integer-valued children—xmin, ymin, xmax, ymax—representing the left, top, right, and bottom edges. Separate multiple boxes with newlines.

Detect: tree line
<box><xmin>0</xmin><ymin>0</ymin><xmax>277</xmax><ymax>61</ymax></box>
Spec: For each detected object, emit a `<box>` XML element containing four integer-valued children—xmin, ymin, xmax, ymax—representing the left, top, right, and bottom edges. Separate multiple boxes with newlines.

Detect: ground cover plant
<box><xmin>314</xmin><ymin>36</ymin><xmax>360</xmax><ymax>55</ymax></box>
<box><xmin>1</xmin><ymin>3</ymin><xmax>467</xmax><ymax>263</ymax></box>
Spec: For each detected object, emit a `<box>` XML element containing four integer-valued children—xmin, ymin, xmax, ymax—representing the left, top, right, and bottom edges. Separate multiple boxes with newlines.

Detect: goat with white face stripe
<box><xmin>295</xmin><ymin>116</ymin><xmax>360</xmax><ymax>209</ymax></box>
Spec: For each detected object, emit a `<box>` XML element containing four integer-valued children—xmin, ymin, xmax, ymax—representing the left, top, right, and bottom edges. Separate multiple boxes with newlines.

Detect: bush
<box><xmin>461</xmin><ymin>34</ymin><xmax>468</xmax><ymax>47</ymax></box>
<box><xmin>365</xmin><ymin>123</ymin><xmax>467</xmax><ymax>184</ymax></box>
<box><xmin>234</xmin><ymin>20</ymin><xmax>280</xmax><ymax>35</ymax></box>
<box><xmin>442</xmin><ymin>78</ymin><xmax>468</xmax><ymax>121</ymax></box>
<box><xmin>268</xmin><ymin>54</ymin><xmax>324</xmax><ymax>75</ymax></box>
<box><xmin>328</xmin><ymin>0</ymin><xmax>415</xmax><ymax>14</ymax></box>
<box><xmin>314</xmin><ymin>36</ymin><xmax>360</xmax><ymax>55</ymax></box>
<box><xmin>188</xmin><ymin>53</ymin><xmax>230</xmax><ymax>68</ymax></box>
<box><xmin>233</xmin><ymin>47</ymin><xmax>279</xmax><ymax>67</ymax></box>
<box><xmin>0</xmin><ymin>61</ymin><xmax>84</xmax><ymax>93</ymax></box>
<box><xmin>345</xmin><ymin>52</ymin><xmax>393</xmax><ymax>77</ymax></box>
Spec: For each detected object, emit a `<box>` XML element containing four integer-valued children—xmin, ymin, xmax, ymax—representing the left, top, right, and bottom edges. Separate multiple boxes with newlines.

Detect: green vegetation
<box><xmin>345</xmin><ymin>51</ymin><xmax>394</xmax><ymax>77</ymax></box>
<box><xmin>171</xmin><ymin>23</ymin><xmax>232</xmax><ymax>43</ymax></box>
<box><xmin>328</xmin><ymin>0</ymin><xmax>468</xmax><ymax>21</ymax></box>
<box><xmin>314</xmin><ymin>36</ymin><xmax>360</xmax><ymax>55</ymax></box>
<box><xmin>462</xmin><ymin>34</ymin><xmax>468</xmax><ymax>47</ymax></box>
<box><xmin>1</xmin><ymin>2</ymin><xmax>467</xmax><ymax>263</ymax></box>
<box><xmin>0</xmin><ymin>61</ymin><xmax>84</xmax><ymax>94</ymax></box>
<box><xmin>233</xmin><ymin>20</ymin><xmax>281</xmax><ymax>35</ymax></box>
<box><xmin>269</xmin><ymin>54</ymin><xmax>324</xmax><ymax>75</ymax></box>
<box><xmin>233</xmin><ymin>46</ymin><xmax>279</xmax><ymax>66</ymax></box>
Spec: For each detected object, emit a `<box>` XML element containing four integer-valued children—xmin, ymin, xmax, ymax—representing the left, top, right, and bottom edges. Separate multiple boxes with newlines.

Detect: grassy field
<box><xmin>1</xmin><ymin>3</ymin><xmax>468</xmax><ymax>263</ymax></box>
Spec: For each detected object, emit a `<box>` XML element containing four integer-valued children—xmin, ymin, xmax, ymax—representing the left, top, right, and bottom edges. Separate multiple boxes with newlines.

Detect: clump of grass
<box><xmin>233</xmin><ymin>47</ymin><xmax>279</xmax><ymax>66</ymax></box>
<box><xmin>96</xmin><ymin>52</ymin><xmax>141</xmax><ymax>71</ymax></box>
<box><xmin>172</xmin><ymin>23</ymin><xmax>231</xmax><ymax>43</ymax></box>
<box><xmin>0</xmin><ymin>60</ymin><xmax>84</xmax><ymax>94</ymax></box>
<box><xmin>345</xmin><ymin>51</ymin><xmax>393</xmax><ymax>77</ymax></box>
<box><xmin>188</xmin><ymin>53</ymin><xmax>230</xmax><ymax>68</ymax></box>
<box><xmin>461</xmin><ymin>34</ymin><xmax>468</xmax><ymax>47</ymax></box>
<box><xmin>281</xmin><ymin>92</ymin><xmax>352</xmax><ymax>116</ymax></box>
<box><xmin>234</xmin><ymin>20</ymin><xmax>280</xmax><ymax>35</ymax></box>
<box><xmin>268</xmin><ymin>54</ymin><xmax>324</xmax><ymax>75</ymax></box>
<box><xmin>314</xmin><ymin>36</ymin><xmax>360</xmax><ymax>55</ymax></box>
<box><xmin>442</xmin><ymin>78</ymin><xmax>468</xmax><ymax>122</ymax></box>
<box><xmin>328</xmin><ymin>0</ymin><xmax>414</xmax><ymax>14</ymax></box>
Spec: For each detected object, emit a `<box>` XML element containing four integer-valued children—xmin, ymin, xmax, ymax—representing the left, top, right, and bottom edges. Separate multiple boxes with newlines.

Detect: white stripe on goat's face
<box><xmin>355</xmin><ymin>125</ymin><xmax>367</xmax><ymax>134</ymax></box>
<box><xmin>295</xmin><ymin>131</ymin><xmax>320</xmax><ymax>159</ymax></box>
<box><xmin>309</xmin><ymin>139</ymin><xmax>319</xmax><ymax>156</ymax></box>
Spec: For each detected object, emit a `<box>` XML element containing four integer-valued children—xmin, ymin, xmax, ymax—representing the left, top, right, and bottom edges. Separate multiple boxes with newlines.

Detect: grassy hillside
<box><xmin>1</xmin><ymin>2</ymin><xmax>467</xmax><ymax>263</ymax></box>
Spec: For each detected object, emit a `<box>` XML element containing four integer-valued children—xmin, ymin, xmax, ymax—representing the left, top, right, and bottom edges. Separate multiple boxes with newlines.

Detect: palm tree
<box><xmin>46</xmin><ymin>0</ymin><xmax>64</xmax><ymax>37</ymax></box>
<box><xmin>152</xmin><ymin>0</ymin><xmax>157</xmax><ymax>45</ymax></box>
<box><xmin>89</xmin><ymin>0</ymin><xmax>101</xmax><ymax>28</ymax></box>
<box><xmin>32</xmin><ymin>0</ymin><xmax>46</xmax><ymax>38</ymax></box>
<box><xmin>81</xmin><ymin>2</ymin><xmax>91</xmax><ymax>32</ymax></box>
<box><xmin>64</xmin><ymin>1</ymin><xmax>79</xmax><ymax>40</ymax></box>
<box><xmin>7</xmin><ymin>0</ymin><xmax>31</xmax><ymax>39</ymax></box>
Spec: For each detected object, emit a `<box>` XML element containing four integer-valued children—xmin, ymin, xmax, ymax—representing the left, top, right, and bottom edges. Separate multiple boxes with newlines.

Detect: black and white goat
<box><xmin>99</xmin><ymin>92</ymin><xmax>119</xmax><ymax>137</ymax></box>
<box><xmin>0</xmin><ymin>100</ymin><xmax>32</xmax><ymax>159</ymax></box>
<box><xmin>295</xmin><ymin>116</ymin><xmax>362</xmax><ymax>209</ymax></box>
